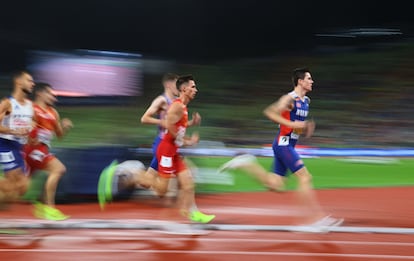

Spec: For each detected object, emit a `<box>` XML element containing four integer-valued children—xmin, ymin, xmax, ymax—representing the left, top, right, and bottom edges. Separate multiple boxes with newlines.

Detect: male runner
<box><xmin>139</xmin><ymin>73</ymin><xmax>179</xmax><ymax>192</ymax></box>
<box><xmin>156</xmin><ymin>74</ymin><xmax>214</xmax><ymax>223</ymax></box>
<box><xmin>0</xmin><ymin>71</ymin><xmax>35</xmax><ymax>204</ymax></box>
<box><xmin>24</xmin><ymin>83</ymin><xmax>73</xmax><ymax>220</ymax></box>
<box><xmin>219</xmin><ymin>68</ymin><xmax>343</xmax><ymax>231</ymax></box>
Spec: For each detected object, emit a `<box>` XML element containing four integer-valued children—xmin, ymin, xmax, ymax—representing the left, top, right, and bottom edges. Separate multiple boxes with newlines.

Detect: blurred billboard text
<box><xmin>28</xmin><ymin>49</ymin><xmax>143</xmax><ymax>97</ymax></box>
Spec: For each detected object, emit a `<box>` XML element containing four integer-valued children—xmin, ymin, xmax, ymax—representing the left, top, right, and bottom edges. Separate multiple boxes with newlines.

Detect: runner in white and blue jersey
<box><xmin>0</xmin><ymin>71</ymin><xmax>35</xmax><ymax>203</ymax></box>
<box><xmin>272</xmin><ymin>90</ymin><xmax>311</xmax><ymax>175</ymax></box>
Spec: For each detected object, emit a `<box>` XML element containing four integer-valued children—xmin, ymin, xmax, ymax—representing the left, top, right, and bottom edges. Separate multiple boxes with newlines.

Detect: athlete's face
<box><xmin>17</xmin><ymin>73</ymin><xmax>35</xmax><ymax>94</ymax></box>
<box><xmin>300</xmin><ymin>72</ymin><xmax>314</xmax><ymax>92</ymax></box>
<box><xmin>40</xmin><ymin>87</ymin><xmax>57</xmax><ymax>106</ymax></box>
<box><xmin>182</xmin><ymin>80</ymin><xmax>198</xmax><ymax>100</ymax></box>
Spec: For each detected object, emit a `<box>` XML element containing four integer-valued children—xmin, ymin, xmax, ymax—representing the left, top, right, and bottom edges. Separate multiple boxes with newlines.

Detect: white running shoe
<box><xmin>292</xmin><ymin>215</ymin><xmax>344</xmax><ymax>233</ymax></box>
<box><xmin>314</xmin><ymin>215</ymin><xmax>344</xmax><ymax>227</ymax></box>
<box><xmin>325</xmin><ymin>216</ymin><xmax>344</xmax><ymax>227</ymax></box>
<box><xmin>218</xmin><ymin>154</ymin><xmax>257</xmax><ymax>173</ymax></box>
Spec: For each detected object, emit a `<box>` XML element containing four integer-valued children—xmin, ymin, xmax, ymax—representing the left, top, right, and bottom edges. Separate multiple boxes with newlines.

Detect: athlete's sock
<box><xmin>189</xmin><ymin>203</ymin><xmax>199</xmax><ymax>213</ymax></box>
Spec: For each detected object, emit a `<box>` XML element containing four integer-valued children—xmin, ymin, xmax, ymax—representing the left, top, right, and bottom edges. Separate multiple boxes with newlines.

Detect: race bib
<box><xmin>278</xmin><ymin>136</ymin><xmax>290</xmax><ymax>146</ymax></box>
<box><xmin>160</xmin><ymin>156</ymin><xmax>173</xmax><ymax>168</ymax></box>
<box><xmin>29</xmin><ymin>149</ymin><xmax>46</xmax><ymax>162</ymax></box>
<box><xmin>0</xmin><ymin>151</ymin><xmax>15</xmax><ymax>163</ymax></box>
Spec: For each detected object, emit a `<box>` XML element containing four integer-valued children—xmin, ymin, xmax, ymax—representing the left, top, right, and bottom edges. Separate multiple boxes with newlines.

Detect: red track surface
<box><xmin>1</xmin><ymin>187</ymin><xmax>414</xmax><ymax>261</ymax></box>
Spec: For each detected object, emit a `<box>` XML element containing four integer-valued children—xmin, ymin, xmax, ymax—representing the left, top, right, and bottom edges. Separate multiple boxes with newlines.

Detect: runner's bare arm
<box><xmin>54</xmin><ymin>108</ymin><xmax>73</xmax><ymax>138</ymax></box>
<box><xmin>263</xmin><ymin>95</ymin><xmax>306</xmax><ymax>129</ymax></box>
<box><xmin>0</xmin><ymin>99</ymin><xmax>15</xmax><ymax>135</ymax></box>
<box><xmin>140</xmin><ymin>96</ymin><xmax>167</xmax><ymax>127</ymax></box>
<box><xmin>183</xmin><ymin>132</ymin><xmax>199</xmax><ymax>146</ymax></box>
<box><xmin>188</xmin><ymin>112</ymin><xmax>201</xmax><ymax>127</ymax></box>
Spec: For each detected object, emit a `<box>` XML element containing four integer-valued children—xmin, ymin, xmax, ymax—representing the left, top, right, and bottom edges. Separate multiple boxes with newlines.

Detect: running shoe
<box><xmin>33</xmin><ymin>202</ymin><xmax>70</xmax><ymax>221</ymax></box>
<box><xmin>33</xmin><ymin>202</ymin><xmax>43</xmax><ymax>217</ymax></box>
<box><xmin>43</xmin><ymin>205</ymin><xmax>70</xmax><ymax>221</ymax></box>
<box><xmin>189</xmin><ymin>211</ymin><xmax>216</xmax><ymax>224</ymax></box>
<box><xmin>292</xmin><ymin>215</ymin><xmax>344</xmax><ymax>233</ymax></box>
<box><xmin>317</xmin><ymin>215</ymin><xmax>344</xmax><ymax>227</ymax></box>
<box><xmin>97</xmin><ymin>160</ymin><xmax>118</xmax><ymax>210</ymax></box>
<box><xmin>218</xmin><ymin>154</ymin><xmax>257</xmax><ymax>173</ymax></box>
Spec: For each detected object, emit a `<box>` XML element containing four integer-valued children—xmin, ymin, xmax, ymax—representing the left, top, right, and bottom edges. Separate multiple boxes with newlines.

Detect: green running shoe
<box><xmin>97</xmin><ymin>160</ymin><xmax>118</xmax><ymax>210</ymax></box>
<box><xmin>189</xmin><ymin>211</ymin><xmax>216</xmax><ymax>224</ymax></box>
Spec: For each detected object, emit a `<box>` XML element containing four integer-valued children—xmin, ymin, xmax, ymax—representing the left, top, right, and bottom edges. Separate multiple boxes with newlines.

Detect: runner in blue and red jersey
<box><xmin>219</xmin><ymin>67</ymin><xmax>343</xmax><ymax>231</ymax></box>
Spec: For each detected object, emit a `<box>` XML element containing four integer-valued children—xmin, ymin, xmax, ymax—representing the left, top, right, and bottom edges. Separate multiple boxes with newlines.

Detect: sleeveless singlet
<box><xmin>163</xmin><ymin>99</ymin><xmax>188</xmax><ymax>147</ymax></box>
<box><xmin>275</xmin><ymin>91</ymin><xmax>310</xmax><ymax>147</ymax></box>
<box><xmin>0</xmin><ymin>97</ymin><xmax>34</xmax><ymax>144</ymax></box>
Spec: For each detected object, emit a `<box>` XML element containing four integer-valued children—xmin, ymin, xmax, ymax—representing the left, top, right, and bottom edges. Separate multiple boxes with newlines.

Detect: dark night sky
<box><xmin>0</xmin><ymin>0</ymin><xmax>412</xmax><ymax>71</ymax></box>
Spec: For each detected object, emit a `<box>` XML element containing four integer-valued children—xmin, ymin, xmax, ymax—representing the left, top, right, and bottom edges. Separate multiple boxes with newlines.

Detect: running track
<box><xmin>1</xmin><ymin>187</ymin><xmax>414</xmax><ymax>261</ymax></box>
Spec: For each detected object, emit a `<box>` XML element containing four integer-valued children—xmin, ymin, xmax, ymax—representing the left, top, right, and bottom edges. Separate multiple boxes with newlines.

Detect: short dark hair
<box><xmin>292</xmin><ymin>67</ymin><xmax>310</xmax><ymax>86</ymax></box>
<box><xmin>162</xmin><ymin>73</ymin><xmax>179</xmax><ymax>84</ymax></box>
<box><xmin>11</xmin><ymin>70</ymin><xmax>31</xmax><ymax>84</ymax></box>
<box><xmin>33</xmin><ymin>82</ymin><xmax>52</xmax><ymax>97</ymax></box>
<box><xmin>176</xmin><ymin>74</ymin><xmax>194</xmax><ymax>91</ymax></box>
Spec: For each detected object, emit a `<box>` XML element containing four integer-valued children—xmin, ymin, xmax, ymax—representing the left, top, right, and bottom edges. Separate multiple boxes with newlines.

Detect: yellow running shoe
<box><xmin>43</xmin><ymin>205</ymin><xmax>70</xmax><ymax>221</ymax></box>
<box><xmin>189</xmin><ymin>211</ymin><xmax>216</xmax><ymax>224</ymax></box>
<box><xmin>33</xmin><ymin>202</ymin><xmax>70</xmax><ymax>221</ymax></box>
<box><xmin>33</xmin><ymin>202</ymin><xmax>46</xmax><ymax>219</ymax></box>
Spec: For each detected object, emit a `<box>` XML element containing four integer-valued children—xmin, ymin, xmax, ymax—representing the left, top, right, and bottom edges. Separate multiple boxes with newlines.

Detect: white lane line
<box><xmin>1</xmin><ymin>235</ymin><xmax>413</xmax><ymax>247</ymax></box>
<box><xmin>0</xmin><ymin>249</ymin><xmax>413</xmax><ymax>259</ymax></box>
<box><xmin>1</xmin><ymin>218</ymin><xmax>414</xmax><ymax>234</ymax></box>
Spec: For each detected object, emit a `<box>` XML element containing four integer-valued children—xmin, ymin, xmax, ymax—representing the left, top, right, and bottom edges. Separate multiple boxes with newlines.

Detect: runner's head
<box><xmin>176</xmin><ymin>74</ymin><xmax>197</xmax><ymax>100</ymax></box>
<box><xmin>33</xmin><ymin>83</ymin><xmax>57</xmax><ymax>106</ymax></box>
<box><xmin>12</xmin><ymin>70</ymin><xmax>35</xmax><ymax>95</ymax></box>
<box><xmin>162</xmin><ymin>73</ymin><xmax>179</xmax><ymax>97</ymax></box>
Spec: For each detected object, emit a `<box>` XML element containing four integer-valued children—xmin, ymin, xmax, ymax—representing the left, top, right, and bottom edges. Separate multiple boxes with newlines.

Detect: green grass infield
<box><xmin>189</xmin><ymin>156</ymin><xmax>414</xmax><ymax>193</ymax></box>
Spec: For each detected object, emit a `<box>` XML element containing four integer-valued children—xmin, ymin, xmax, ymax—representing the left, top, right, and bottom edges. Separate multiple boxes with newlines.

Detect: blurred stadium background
<box><xmin>1</xmin><ymin>38</ymin><xmax>412</xmax><ymax>149</ymax></box>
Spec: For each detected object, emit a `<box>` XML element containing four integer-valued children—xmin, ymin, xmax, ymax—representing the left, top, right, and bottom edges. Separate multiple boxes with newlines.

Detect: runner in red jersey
<box><xmin>156</xmin><ymin>74</ymin><xmax>215</xmax><ymax>223</ymax></box>
<box><xmin>24</xmin><ymin>83</ymin><xmax>73</xmax><ymax>220</ymax></box>
<box><xmin>157</xmin><ymin>98</ymin><xmax>188</xmax><ymax>177</ymax></box>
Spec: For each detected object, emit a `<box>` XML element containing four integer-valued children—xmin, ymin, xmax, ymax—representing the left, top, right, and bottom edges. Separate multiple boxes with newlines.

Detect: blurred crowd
<box><xmin>1</xmin><ymin>41</ymin><xmax>413</xmax><ymax>148</ymax></box>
